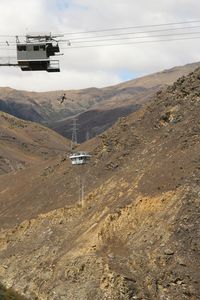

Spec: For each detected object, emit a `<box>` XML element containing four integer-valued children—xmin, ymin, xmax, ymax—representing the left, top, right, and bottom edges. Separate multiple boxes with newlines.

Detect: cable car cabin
<box><xmin>17</xmin><ymin>42</ymin><xmax>60</xmax><ymax>72</ymax></box>
<box><xmin>69</xmin><ymin>152</ymin><xmax>91</xmax><ymax>165</ymax></box>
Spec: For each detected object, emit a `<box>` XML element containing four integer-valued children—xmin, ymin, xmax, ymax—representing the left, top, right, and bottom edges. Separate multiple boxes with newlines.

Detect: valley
<box><xmin>0</xmin><ymin>62</ymin><xmax>199</xmax><ymax>142</ymax></box>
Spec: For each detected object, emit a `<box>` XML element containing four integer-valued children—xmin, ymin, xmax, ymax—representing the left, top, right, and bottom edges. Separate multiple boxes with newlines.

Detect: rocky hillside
<box><xmin>0</xmin><ymin>67</ymin><xmax>199</xmax><ymax>299</ymax></box>
<box><xmin>0</xmin><ymin>112</ymin><xmax>69</xmax><ymax>174</ymax></box>
<box><xmin>0</xmin><ymin>62</ymin><xmax>200</xmax><ymax>141</ymax></box>
<box><xmin>0</xmin><ymin>283</ymin><xmax>28</xmax><ymax>300</ymax></box>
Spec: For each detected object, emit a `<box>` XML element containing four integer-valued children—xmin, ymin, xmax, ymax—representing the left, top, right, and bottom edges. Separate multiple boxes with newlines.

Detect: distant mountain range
<box><xmin>0</xmin><ymin>62</ymin><xmax>200</xmax><ymax>141</ymax></box>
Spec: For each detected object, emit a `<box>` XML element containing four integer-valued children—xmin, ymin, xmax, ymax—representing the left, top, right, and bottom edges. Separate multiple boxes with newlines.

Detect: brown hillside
<box><xmin>0</xmin><ymin>67</ymin><xmax>199</xmax><ymax>299</ymax></box>
<box><xmin>50</xmin><ymin>104</ymin><xmax>140</xmax><ymax>142</ymax></box>
<box><xmin>0</xmin><ymin>112</ymin><xmax>69</xmax><ymax>174</ymax></box>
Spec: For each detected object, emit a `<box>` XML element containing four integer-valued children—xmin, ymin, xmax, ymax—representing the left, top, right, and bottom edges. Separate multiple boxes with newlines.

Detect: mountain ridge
<box><xmin>0</xmin><ymin>62</ymin><xmax>200</xmax><ymax>141</ymax></box>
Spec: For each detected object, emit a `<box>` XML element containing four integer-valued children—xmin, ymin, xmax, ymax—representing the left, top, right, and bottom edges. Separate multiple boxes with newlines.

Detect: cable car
<box><xmin>16</xmin><ymin>33</ymin><xmax>61</xmax><ymax>72</ymax></box>
<box><xmin>69</xmin><ymin>152</ymin><xmax>91</xmax><ymax>165</ymax></box>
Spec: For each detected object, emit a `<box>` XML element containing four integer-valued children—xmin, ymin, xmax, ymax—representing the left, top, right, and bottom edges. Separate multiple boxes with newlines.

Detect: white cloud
<box><xmin>0</xmin><ymin>0</ymin><xmax>200</xmax><ymax>91</ymax></box>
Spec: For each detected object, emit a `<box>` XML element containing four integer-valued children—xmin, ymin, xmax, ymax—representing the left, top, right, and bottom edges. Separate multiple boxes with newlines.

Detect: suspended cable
<box><xmin>1</xmin><ymin>32</ymin><xmax>199</xmax><ymax>52</ymax></box>
<box><xmin>70</xmin><ymin>30</ymin><xmax>200</xmax><ymax>45</ymax></box>
<box><xmin>0</xmin><ymin>20</ymin><xmax>200</xmax><ymax>38</ymax></box>
<box><xmin>0</xmin><ymin>24</ymin><xmax>200</xmax><ymax>53</ymax></box>
<box><xmin>1</xmin><ymin>26</ymin><xmax>200</xmax><ymax>46</ymax></box>
<box><xmin>66</xmin><ymin>25</ymin><xmax>200</xmax><ymax>41</ymax></box>
<box><xmin>1</xmin><ymin>34</ymin><xmax>200</xmax><ymax>52</ymax></box>
<box><xmin>61</xmin><ymin>35</ymin><xmax>200</xmax><ymax>49</ymax></box>
<box><xmin>0</xmin><ymin>42</ymin><xmax>16</xmax><ymax>45</ymax></box>
<box><xmin>62</xmin><ymin>20</ymin><xmax>200</xmax><ymax>36</ymax></box>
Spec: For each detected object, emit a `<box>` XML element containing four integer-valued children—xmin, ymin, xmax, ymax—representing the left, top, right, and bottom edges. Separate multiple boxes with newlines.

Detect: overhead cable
<box><xmin>1</xmin><ymin>20</ymin><xmax>200</xmax><ymax>38</ymax></box>
<box><xmin>66</xmin><ymin>25</ymin><xmax>200</xmax><ymax>41</ymax></box>
<box><xmin>70</xmin><ymin>30</ymin><xmax>200</xmax><ymax>44</ymax></box>
<box><xmin>61</xmin><ymin>35</ymin><xmax>200</xmax><ymax>49</ymax></box>
<box><xmin>1</xmin><ymin>34</ymin><xmax>200</xmax><ymax>51</ymax></box>
<box><xmin>1</xmin><ymin>26</ymin><xmax>200</xmax><ymax>46</ymax></box>
<box><xmin>62</xmin><ymin>20</ymin><xmax>200</xmax><ymax>36</ymax></box>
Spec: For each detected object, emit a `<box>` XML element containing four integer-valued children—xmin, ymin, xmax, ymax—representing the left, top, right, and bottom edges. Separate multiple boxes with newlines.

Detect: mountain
<box><xmin>0</xmin><ymin>67</ymin><xmax>199</xmax><ymax>299</ymax></box>
<box><xmin>0</xmin><ymin>62</ymin><xmax>200</xmax><ymax>141</ymax></box>
<box><xmin>0</xmin><ymin>112</ymin><xmax>69</xmax><ymax>174</ymax></box>
<box><xmin>50</xmin><ymin>104</ymin><xmax>141</xmax><ymax>142</ymax></box>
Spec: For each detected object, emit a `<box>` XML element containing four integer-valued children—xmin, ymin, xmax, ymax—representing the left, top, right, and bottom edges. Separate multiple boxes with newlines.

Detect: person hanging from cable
<box><xmin>58</xmin><ymin>93</ymin><xmax>67</xmax><ymax>104</ymax></box>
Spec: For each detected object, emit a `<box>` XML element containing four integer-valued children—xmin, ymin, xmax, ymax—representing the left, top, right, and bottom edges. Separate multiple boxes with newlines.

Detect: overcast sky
<box><xmin>0</xmin><ymin>0</ymin><xmax>200</xmax><ymax>91</ymax></box>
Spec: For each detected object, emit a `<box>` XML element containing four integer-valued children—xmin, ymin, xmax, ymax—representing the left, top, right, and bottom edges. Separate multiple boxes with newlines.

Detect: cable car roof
<box><xmin>69</xmin><ymin>152</ymin><xmax>91</xmax><ymax>159</ymax></box>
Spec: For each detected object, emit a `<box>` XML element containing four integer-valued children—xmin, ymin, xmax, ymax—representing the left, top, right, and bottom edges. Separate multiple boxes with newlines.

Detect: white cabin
<box><xmin>69</xmin><ymin>151</ymin><xmax>91</xmax><ymax>165</ymax></box>
<box><xmin>16</xmin><ymin>34</ymin><xmax>60</xmax><ymax>72</ymax></box>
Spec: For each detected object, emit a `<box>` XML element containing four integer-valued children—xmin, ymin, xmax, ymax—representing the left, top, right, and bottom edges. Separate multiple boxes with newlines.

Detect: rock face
<box><xmin>0</xmin><ymin>68</ymin><xmax>200</xmax><ymax>299</ymax></box>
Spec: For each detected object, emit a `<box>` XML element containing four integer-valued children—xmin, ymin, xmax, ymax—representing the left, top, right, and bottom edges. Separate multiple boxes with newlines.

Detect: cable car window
<box><xmin>18</xmin><ymin>45</ymin><xmax>26</xmax><ymax>51</ymax></box>
<box><xmin>33</xmin><ymin>46</ymin><xmax>40</xmax><ymax>51</ymax></box>
<box><xmin>40</xmin><ymin>45</ymin><xmax>45</xmax><ymax>51</ymax></box>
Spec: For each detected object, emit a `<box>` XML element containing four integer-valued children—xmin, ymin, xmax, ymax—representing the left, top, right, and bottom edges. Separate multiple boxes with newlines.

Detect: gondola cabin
<box><xmin>16</xmin><ymin>34</ymin><xmax>61</xmax><ymax>72</ymax></box>
<box><xmin>69</xmin><ymin>152</ymin><xmax>91</xmax><ymax>165</ymax></box>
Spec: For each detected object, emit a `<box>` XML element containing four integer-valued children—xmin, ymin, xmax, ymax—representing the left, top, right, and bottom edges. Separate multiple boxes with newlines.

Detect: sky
<box><xmin>0</xmin><ymin>0</ymin><xmax>200</xmax><ymax>91</ymax></box>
